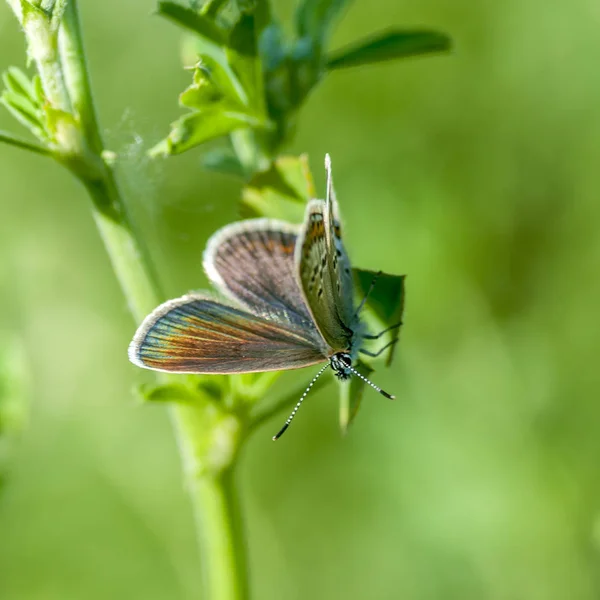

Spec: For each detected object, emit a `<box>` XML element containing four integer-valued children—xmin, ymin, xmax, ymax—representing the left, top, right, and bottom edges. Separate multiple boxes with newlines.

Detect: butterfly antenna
<box><xmin>354</xmin><ymin>270</ymin><xmax>382</xmax><ymax>318</ymax></box>
<box><xmin>273</xmin><ymin>364</ymin><xmax>330</xmax><ymax>441</ymax></box>
<box><xmin>348</xmin><ymin>366</ymin><xmax>395</xmax><ymax>400</ymax></box>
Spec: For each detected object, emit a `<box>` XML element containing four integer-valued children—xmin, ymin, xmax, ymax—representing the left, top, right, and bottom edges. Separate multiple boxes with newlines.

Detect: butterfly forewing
<box><xmin>128</xmin><ymin>294</ymin><xmax>326</xmax><ymax>374</ymax></box>
<box><xmin>295</xmin><ymin>199</ymin><xmax>353</xmax><ymax>352</ymax></box>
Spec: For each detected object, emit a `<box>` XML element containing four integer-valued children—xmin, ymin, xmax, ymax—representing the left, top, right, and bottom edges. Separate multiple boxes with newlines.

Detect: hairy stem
<box><xmin>5</xmin><ymin>1</ymin><xmax>250</xmax><ymax>597</ymax></box>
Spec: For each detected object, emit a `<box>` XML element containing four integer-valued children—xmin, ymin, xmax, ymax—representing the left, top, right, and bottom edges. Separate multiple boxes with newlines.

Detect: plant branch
<box><xmin>0</xmin><ymin>129</ymin><xmax>51</xmax><ymax>155</ymax></box>
<box><xmin>3</xmin><ymin>1</ymin><xmax>251</xmax><ymax>597</ymax></box>
<box><xmin>58</xmin><ymin>0</ymin><xmax>103</xmax><ymax>153</ymax></box>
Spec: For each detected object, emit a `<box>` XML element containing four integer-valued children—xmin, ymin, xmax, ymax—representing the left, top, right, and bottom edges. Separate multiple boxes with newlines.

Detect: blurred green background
<box><xmin>2</xmin><ymin>1</ymin><xmax>600</xmax><ymax>599</ymax></box>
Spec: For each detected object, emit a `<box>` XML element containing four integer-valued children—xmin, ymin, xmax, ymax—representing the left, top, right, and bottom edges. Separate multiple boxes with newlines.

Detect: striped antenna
<box><xmin>348</xmin><ymin>366</ymin><xmax>395</xmax><ymax>400</ymax></box>
<box><xmin>273</xmin><ymin>364</ymin><xmax>330</xmax><ymax>441</ymax></box>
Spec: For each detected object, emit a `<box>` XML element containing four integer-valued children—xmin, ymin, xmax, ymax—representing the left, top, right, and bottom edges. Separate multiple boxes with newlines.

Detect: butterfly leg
<box><xmin>362</xmin><ymin>321</ymin><xmax>403</xmax><ymax>340</ymax></box>
<box><xmin>359</xmin><ymin>338</ymin><xmax>398</xmax><ymax>358</ymax></box>
<box><xmin>354</xmin><ymin>270</ymin><xmax>383</xmax><ymax>318</ymax></box>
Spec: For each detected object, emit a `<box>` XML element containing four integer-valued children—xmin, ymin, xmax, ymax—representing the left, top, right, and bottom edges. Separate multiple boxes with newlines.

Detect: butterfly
<box><xmin>128</xmin><ymin>154</ymin><xmax>400</xmax><ymax>439</ymax></box>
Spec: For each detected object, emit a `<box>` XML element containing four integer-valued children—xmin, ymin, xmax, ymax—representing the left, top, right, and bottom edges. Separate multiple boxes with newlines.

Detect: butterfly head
<box><xmin>330</xmin><ymin>352</ymin><xmax>353</xmax><ymax>380</ymax></box>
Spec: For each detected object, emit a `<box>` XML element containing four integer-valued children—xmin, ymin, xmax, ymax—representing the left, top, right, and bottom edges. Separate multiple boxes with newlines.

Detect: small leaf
<box><xmin>157</xmin><ymin>1</ymin><xmax>227</xmax><ymax>47</ymax></box>
<box><xmin>152</xmin><ymin>105</ymin><xmax>270</xmax><ymax>156</ymax></box>
<box><xmin>1</xmin><ymin>89</ymin><xmax>39</xmax><ymax>122</ymax></box>
<box><xmin>179</xmin><ymin>57</ymin><xmax>245</xmax><ymax>109</ymax></box>
<box><xmin>0</xmin><ymin>92</ymin><xmax>46</xmax><ymax>140</ymax></box>
<box><xmin>3</xmin><ymin>67</ymin><xmax>36</xmax><ymax>103</ymax></box>
<box><xmin>201</xmin><ymin>147</ymin><xmax>245</xmax><ymax>176</ymax></box>
<box><xmin>241</xmin><ymin>154</ymin><xmax>316</xmax><ymax>220</ymax></box>
<box><xmin>339</xmin><ymin>359</ymin><xmax>372</xmax><ymax>433</ymax></box>
<box><xmin>354</xmin><ymin>269</ymin><xmax>405</xmax><ymax>366</ymax></box>
<box><xmin>137</xmin><ymin>382</ymin><xmax>198</xmax><ymax>404</ymax></box>
<box><xmin>326</xmin><ymin>29</ymin><xmax>451</xmax><ymax>70</ymax></box>
<box><xmin>33</xmin><ymin>74</ymin><xmax>45</xmax><ymax>105</ymax></box>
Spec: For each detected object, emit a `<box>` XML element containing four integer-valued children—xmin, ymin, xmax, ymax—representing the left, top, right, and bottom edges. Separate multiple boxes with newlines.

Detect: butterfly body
<box><xmin>128</xmin><ymin>155</ymin><xmax>394</xmax><ymax>437</ymax></box>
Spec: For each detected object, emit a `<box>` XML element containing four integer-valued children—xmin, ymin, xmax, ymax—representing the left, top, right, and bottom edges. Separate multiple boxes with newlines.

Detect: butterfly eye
<box><xmin>339</xmin><ymin>353</ymin><xmax>352</xmax><ymax>367</ymax></box>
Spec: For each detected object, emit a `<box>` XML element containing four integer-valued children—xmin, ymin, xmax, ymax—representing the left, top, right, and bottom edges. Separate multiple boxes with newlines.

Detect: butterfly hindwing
<box><xmin>128</xmin><ymin>294</ymin><xmax>326</xmax><ymax>374</ymax></box>
<box><xmin>203</xmin><ymin>219</ymin><xmax>318</xmax><ymax>332</ymax></box>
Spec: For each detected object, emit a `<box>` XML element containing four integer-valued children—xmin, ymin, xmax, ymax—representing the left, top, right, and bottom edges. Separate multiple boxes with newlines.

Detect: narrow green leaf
<box><xmin>0</xmin><ymin>129</ymin><xmax>50</xmax><ymax>155</ymax></box>
<box><xmin>152</xmin><ymin>105</ymin><xmax>270</xmax><ymax>156</ymax></box>
<box><xmin>1</xmin><ymin>89</ymin><xmax>40</xmax><ymax>122</ymax></box>
<box><xmin>241</xmin><ymin>154</ymin><xmax>316</xmax><ymax>220</ymax></box>
<box><xmin>33</xmin><ymin>74</ymin><xmax>45</xmax><ymax>105</ymax></box>
<box><xmin>326</xmin><ymin>29</ymin><xmax>451</xmax><ymax>70</ymax></box>
<box><xmin>0</xmin><ymin>93</ymin><xmax>46</xmax><ymax>139</ymax></box>
<box><xmin>354</xmin><ymin>269</ymin><xmax>405</xmax><ymax>366</ymax></box>
<box><xmin>3</xmin><ymin>67</ymin><xmax>36</xmax><ymax>103</ymax></box>
<box><xmin>339</xmin><ymin>359</ymin><xmax>372</xmax><ymax>433</ymax></box>
<box><xmin>156</xmin><ymin>1</ymin><xmax>227</xmax><ymax>46</ymax></box>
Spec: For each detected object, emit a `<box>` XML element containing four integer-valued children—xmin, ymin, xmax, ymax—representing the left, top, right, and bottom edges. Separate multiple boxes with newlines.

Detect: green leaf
<box><xmin>179</xmin><ymin>57</ymin><xmax>245</xmax><ymax>109</ymax></box>
<box><xmin>1</xmin><ymin>89</ymin><xmax>39</xmax><ymax>122</ymax></box>
<box><xmin>201</xmin><ymin>147</ymin><xmax>245</xmax><ymax>177</ymax></box>
<box><xmin>326</xmin><ymin>29</ymin><xmax>451</xmax><ymax>70</ymax></box>
<box><xmin>339</xmin><ymin>359</ymin><xmax>372</xmax><ymax>433</ymax></box>
<box><xmin>33</xmin><ymin>74</ymin><xmax>45</xmax><ymax>105</ymax></box>
<box><xmin>0</xmin><ymin>93</ymin><xmax>46</xmax><ymax>140</ymax></box>
<box><xmin>295</xmin><ymin>0</ymin><xmax>352</xmax><ymax>48</ymax></box>
<box><xmin>241</xmin><ymin>154</ymin><xmax>316</xmax><ymax>220</ymax></box>
<box><xmin>226</xmin><ymin>11</ymin><xmax>265</xmax><ymax>113</ymax></box>
<box><xmin>137</xmin><ymin>382</ymin><xmax>199</xmax><ymax>404</ymax></box>
<box><xmin>157</xmin><ymin>1</ymin><xmax>228</xmax><ymax>47</ymax></box>
<box><xmin>1</xmin><ymin>67</ymin><xmax>47</xmax><ymax>140</ymax></box>
<box><xmin>151</xmin><ymin>105</ymin><xmax>270</xmax><ymax>156</ymax></box>
<box><xmin>354</xmin><ymin>269</ymin><xmax>405</xmax><ymax>367</ymax></box>
<box><xmin>3</xmin><ymin>67</ymin><xmax>36</xmax><ymax>103</ymax></box>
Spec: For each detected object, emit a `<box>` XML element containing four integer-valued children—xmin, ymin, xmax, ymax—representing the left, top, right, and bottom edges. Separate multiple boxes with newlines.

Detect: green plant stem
<box><xmin>7</xmin><ymin>1</ymin><xmax>250</xmax><ymax>597</ymax></box>
<box><xmin>193</xmin><ymin>470</ymin><xmax>248</xmax><ymax>599</ymax></box>
<box><xmin>0</xmin><ymin>129</ymin><xmax>51</xmax><ymax>155</ymax></box>
<box><xmin>58</xmin><ymin>0</ymin><xmax>103</xmax><ymax>153</ymax></box>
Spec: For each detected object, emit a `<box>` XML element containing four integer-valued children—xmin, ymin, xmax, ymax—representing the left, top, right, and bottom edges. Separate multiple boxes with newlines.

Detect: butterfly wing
<box><xmin>128</xmin><ymin>294</ymin><xmax>326</xmax><ymax>374</ymax></box>
<box><xmin>324</xmin><ymin>154</ymin><xmax>356</xmax><ymax>326</ymax></box>
<box><xmin>203</xmin><ymin>219</ymin><xmax>317</xmax><ymax>331</ymax></box>
<box><xmin>295</xmin><ymin>199</ymin><xmax>353</xmax><ymax>352</ymax></box>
